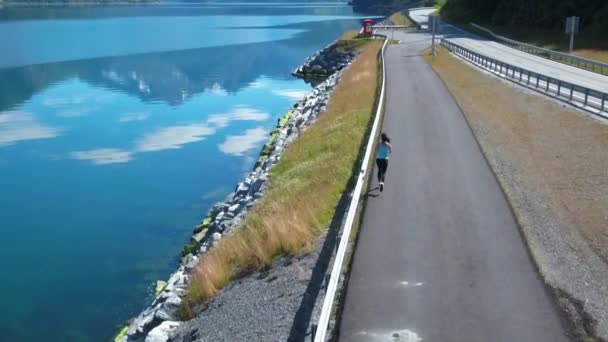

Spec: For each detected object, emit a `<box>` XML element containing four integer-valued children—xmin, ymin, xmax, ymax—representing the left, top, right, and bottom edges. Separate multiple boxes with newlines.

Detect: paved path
<box><xmin>409</xmin><ymin>8</ymin><xmax>608</xmax><ymax>93</ymax></box>
<box><xmin>338</xmin><ymin>31</ymin><xmax>571</xmax><ymax>342</ymax></box>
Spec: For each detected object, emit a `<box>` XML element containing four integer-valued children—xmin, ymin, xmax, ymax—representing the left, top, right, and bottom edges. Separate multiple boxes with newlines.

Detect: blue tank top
<box><xmin>377</xmin><ymin>143</ymin><xmax>390</xmax><ymax>160</ymax></box>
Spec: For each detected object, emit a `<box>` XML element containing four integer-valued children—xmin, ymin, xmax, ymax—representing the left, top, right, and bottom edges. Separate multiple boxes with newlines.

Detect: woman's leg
<box><xmin>376</xmin><ymin>159</ymin><xmax>382</xmax><ymax>182</ymax></box>
<box><xmin>380</xmin><ymin>159</ymin><xmax>388</xmax><ymax>182</ymax></box>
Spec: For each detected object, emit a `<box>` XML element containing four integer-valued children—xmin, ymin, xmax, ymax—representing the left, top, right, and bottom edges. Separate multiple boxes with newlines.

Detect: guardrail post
<box><xmin>519</xmin><ymin>68</ymin><xmax>523</xmax><ymax>82</ymax></box>
<box><xmin>584</xmin><ymin>89</ymin><xmax>589</xmax><ymax>106</ymax></box>
<box><xmin>546</xmin><ymin>77</ymin><xmax>550</xmax><ymax>92</ymax></box>
<box><xmin>557</xmin><ymin>81</ymin><xmax>561</xmax><ymax>96</ymax></box>
<box><xmin>536</xmin><ymin>74</ymin><xmax>540</xmax><ymax>87</ymax></box>
<box><xmin>570</xmin><ymin>86</ymin><xmax>574</xmax><ymax>101</ymax></box>
<box><xmin>526</xmin><ymin>70</ymin><xmax>530</xmax><ymax>85</ymax></box>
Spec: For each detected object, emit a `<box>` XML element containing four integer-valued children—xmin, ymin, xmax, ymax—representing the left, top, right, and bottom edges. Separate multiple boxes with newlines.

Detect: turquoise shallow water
<box><xmin>0</xmin><ymin>3</ymin><xmax>371</xmax><ymax>341</ymax></box>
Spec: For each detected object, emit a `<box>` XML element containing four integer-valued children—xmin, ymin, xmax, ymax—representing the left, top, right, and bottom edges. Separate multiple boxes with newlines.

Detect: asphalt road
<box><xmin>408</xmin><ymin>8</ymin><xmax>435</xmax><ymax>30</ymax></box>
<box><xmin>409</xmin><ymin>8</ymin><xmax>608</xmax><ymax>93</ymax></box>
<box><xmin>338</xmin><ymin>31</ymin><xmax>571</xmax><ymax>342</ymax></box>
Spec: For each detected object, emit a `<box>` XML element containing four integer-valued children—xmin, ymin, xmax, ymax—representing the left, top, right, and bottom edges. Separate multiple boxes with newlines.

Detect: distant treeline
<box><xmin>441</xmin><ymin>0</ymin><xmax>608</xmax><ymax>33</ymax></box>
<box><xmin>352</xmin><ymin>0</ymin><xmax>607</xmax><ymax>33</ymax></box>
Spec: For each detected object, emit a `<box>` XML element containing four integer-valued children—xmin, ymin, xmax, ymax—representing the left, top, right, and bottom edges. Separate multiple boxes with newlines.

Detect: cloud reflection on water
<box><xmin>70</xmin><ymin>148</ymin><xmax>133</xmax><ymax>165</ymax></box>
<box><xmin>70</xmin><ymin>106</ymin><xmax>272</xmax><ymax>165</ymax></box>
<box><xmin>218</xmin><ymin>126</ymin><xmax>269</xmax><ymax>156</ymax></box>
<box><xmin>272</xmin><ymin>89</ymin><xmax>309</xmax><ymax>101</ymax></box>
<box><xmin>135</xmin><ymin>123</ymin><xmax>216</xmax><ymax>152</ymax></box>
<box><xmin>0</xmin><ymin>111</ymin><xmax>62</xmax><ymax>147</ymax></box>
<box><xmin>207</xmin><ymin>106</ymin><xmax>269</xmax><ymax>128</ymax></box>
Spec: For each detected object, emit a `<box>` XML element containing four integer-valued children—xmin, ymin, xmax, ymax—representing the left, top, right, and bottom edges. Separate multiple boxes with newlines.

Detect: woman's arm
<box><xmin>387</xmin><ymin>142</ymin><xmax>392</xmax><ymax>153</ymax></box>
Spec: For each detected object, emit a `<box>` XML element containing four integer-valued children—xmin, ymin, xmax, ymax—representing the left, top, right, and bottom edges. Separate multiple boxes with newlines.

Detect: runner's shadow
<box><xmin>366</xmin><ymin>187</ymin><xmax>380</xmax><ymax>198</ymax></box>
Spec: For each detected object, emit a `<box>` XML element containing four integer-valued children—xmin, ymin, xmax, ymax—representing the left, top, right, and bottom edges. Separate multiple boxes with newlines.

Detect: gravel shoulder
<box><xmin>169</xmin><ymin>237</ymin><xmax>328</xmax><ymax>342</ymax></box>
<box><xmin>426</xmin><ymin>48</ymin><xmax>608</xmax><ymax>341</ymax></box>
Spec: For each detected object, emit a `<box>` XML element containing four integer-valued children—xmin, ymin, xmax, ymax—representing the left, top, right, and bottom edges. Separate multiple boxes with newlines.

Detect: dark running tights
<box><xmin>376</xmin><ymin>158</ymin><xmax>388</xmax><ymax>182</ymax></box>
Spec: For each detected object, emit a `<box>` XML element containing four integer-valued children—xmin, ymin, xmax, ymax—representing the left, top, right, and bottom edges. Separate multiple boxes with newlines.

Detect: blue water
<box><xmin>0</xmin><ymin>3</ymin><xmax>372</xmax><ymax>341</ymax></box>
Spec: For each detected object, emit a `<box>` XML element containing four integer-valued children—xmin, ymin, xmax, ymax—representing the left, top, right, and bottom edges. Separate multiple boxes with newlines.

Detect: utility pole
<box><xmin>431</xmin><ymin>16</ymin><xmax>437</xmax><ymax>56</ymax></box>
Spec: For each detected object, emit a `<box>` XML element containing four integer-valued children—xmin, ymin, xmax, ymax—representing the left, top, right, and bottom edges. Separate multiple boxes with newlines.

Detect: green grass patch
<box><xmin>180</xmin><ymin>37</ymin><xmax>384</xmax><ymax>317</ymax></box>
<box><xmin>182</xmin><ymin>240</ymin><xmax>202</xmax><ymax>257</ymax></box>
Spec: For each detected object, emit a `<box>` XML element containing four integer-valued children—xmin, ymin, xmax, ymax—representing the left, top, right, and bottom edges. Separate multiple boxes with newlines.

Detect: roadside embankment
<box><xmin>426</xmin><ymin>46</ymin><xmax>608</xmax><ymax>341</ymax></box>
<box><xmin>116</xmin><ymin>34</ymin><xmax>383</xmax><ymax>342</ymax></box>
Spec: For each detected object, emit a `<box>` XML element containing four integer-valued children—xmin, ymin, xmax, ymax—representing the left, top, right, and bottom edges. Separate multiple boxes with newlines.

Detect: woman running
<box><xmin>376</xmin><ymin>132</ymin><xmax>392</xmax><ymax>192</ymax></box>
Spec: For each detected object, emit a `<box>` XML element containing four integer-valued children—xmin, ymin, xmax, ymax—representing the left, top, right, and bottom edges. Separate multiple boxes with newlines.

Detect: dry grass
<box><xmin>389</xmin><ymin>11</ymin><xmax>411</xmax><ymax>26</ymax></box>
<box><xmin>425</xmin><ymin>46</ymin><xmax>608</xmax><ymax>263</ymax></box>
<box><xmin>182</xmin><ymin>39</ymin><xmax>383</xmax><ymax>315</ymax></box>
<box><xmin>575</xmin><ymin>49</ymin><xmax>608</xmax><ymax>64</ymax></box>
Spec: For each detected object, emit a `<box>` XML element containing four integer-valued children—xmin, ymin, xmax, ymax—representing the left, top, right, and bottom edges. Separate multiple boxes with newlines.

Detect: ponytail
<box><xmin>381</xmin><ymin>132</ymin><xmax>390</xmax><ymax>144</ymax></box>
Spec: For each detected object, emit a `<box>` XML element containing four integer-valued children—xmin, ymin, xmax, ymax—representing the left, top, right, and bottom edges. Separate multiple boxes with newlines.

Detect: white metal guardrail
<box><xmin>470</xmin><ymin>23</ymin><xmax>608</xmax><ymax>76</ymax></box>
<box><xmin>372</xmin><ymin>25</ymin><xmax>417</xmax><ymax>29</ymax></box>
<box><xmin>408</xmin><ymin>6</ymin><xmax>436</xmax><ymax>11</ymax></box>
<box><xmin>442</xmin><ymin>38</ymin><xmax>608</xmax><ymax>116</ymax></box>
<box><xmin>313</xmin><ymin>35</ymin><xmax>388</xmax><ymax>342</ymax></box>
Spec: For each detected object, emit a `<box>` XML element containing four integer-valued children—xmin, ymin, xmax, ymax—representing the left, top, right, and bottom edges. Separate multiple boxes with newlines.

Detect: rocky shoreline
<box><xmin>292</xmin><ymin>40</ymin><xmax>356</xmax><ymax>79</ymax></box>
<box><xmin>115</xmin><ymin>41</ymin><xmax>357</xmax><ymax>342</ymax></box>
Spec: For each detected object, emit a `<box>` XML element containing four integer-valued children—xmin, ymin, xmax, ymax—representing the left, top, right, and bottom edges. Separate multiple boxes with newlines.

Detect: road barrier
<box><xmin>441</xmin><ymin>38</ymin><xmax>608</xmax><ymax>116</ymax></box>
<box><xmin>470</xmin><ymin>23</ymin><xmax>608</xmax><ymax>76</ymax></box>
<box><xmin>312</xmin><ymin>35</ymin><xmax>388</xmax><ymax>342</ymax></box>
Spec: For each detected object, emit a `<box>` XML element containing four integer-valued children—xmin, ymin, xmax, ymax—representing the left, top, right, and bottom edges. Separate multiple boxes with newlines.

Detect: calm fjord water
<box><xmin>0</xmin><ymin>4</ymin><xmax>368</xmax><ymax>340</ymax></box>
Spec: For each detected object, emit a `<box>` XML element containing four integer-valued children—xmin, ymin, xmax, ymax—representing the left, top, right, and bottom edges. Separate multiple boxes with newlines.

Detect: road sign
<box><xmin>429</xmin><ymin>15</ymin><xmax>441</xmax><ymax>31</ymax></box>
<box><xmin>565</xmin><ymin>16</ymin><xmax>580</xmax><ymax>53</ymax></box>
<box><xmin>565</xmin><ymin>16</ymin><xmax>580</xmax><ymax>34</ymax></box>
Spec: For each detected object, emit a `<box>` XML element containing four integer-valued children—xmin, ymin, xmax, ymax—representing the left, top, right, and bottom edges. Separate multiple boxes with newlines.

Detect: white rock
<box><xmin>184</xmin><ymin>256</ymin><xmax>199</xmax><ymax>272</ymax></box>
<box><xmin>154</xmin><ymin>293</ymin><xmax>182</xmax><ymax>321</ymax></box>
<box><xmin>145</xmin><ymin>321</ymin><xmax>181</xmax><ymax>342</ymax></box>
<box><xmin>235</xmin><ymin>182</ymin><xmax>249</xmax><ymax>196</ymax></box>
<box><xmin>127</xmin><ymin>308</ymin><xmax>155</xmax><ymax>335</ymax></box>
<box><xmin>212</xmin><ymin>232</ymin><xmax>222</xmax><ymax>242</ymax></box>
<box><xmin>228</xmin><ymin>203</ymin><xmax>243</xmax><ymax>213</ymax></box>
<box><xmin>165</xmin><ymin>271</ymin><xmax>182</xmax><ymax>289</ymax></box>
